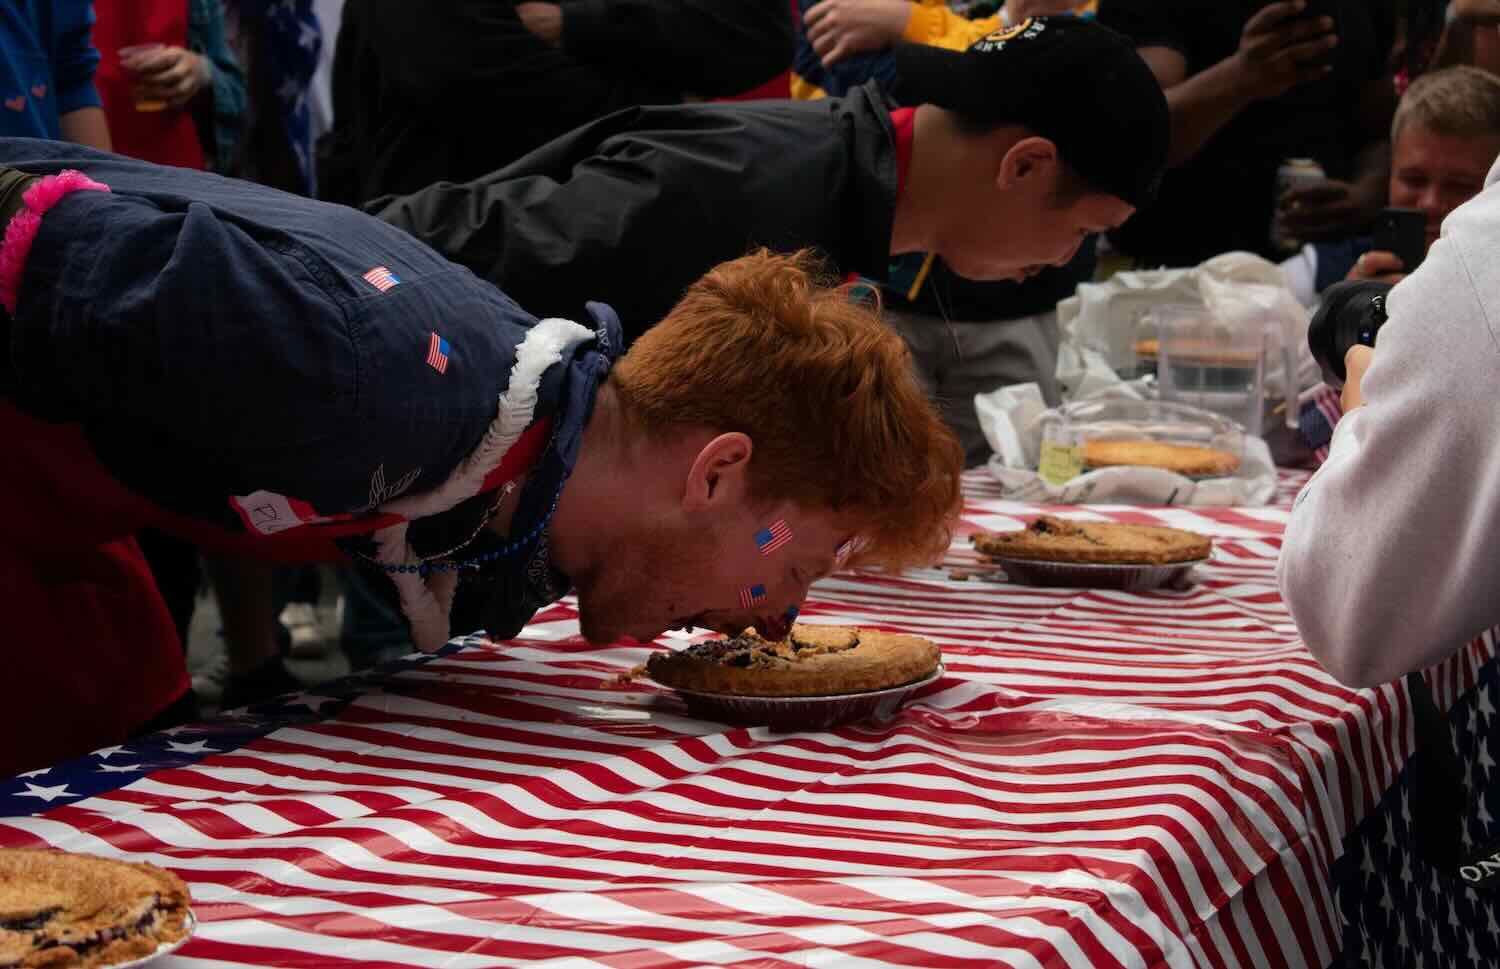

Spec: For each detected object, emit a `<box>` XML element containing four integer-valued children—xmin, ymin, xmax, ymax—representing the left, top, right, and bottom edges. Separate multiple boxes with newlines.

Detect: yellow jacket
<box><xmin>792</xmin><ymin>1</ymin><xmax>1098</xmax><ymax>100</ymax></box>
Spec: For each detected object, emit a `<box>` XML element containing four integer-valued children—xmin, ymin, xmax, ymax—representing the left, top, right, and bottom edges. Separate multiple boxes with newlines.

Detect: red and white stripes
<box><xmin>1</xmin><ymin>468</ymin><xmax>1487</xmax><ymax>969</ymax></box>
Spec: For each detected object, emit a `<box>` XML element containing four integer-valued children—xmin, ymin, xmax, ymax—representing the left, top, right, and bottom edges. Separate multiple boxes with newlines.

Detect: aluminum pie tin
<box><xmin>989</xmin><ymin>556</ymin><xmax>1209</xmax><ymax>591</ymax></box>
<box><xmin>108</xmin><ymin>911</ymin><xmax>196</xmax><ymax>968</ymax></box>
<box><xmin>665</xmin><ymin>664</ymin><xmax>945</xmax><ymax>731</ymax></box>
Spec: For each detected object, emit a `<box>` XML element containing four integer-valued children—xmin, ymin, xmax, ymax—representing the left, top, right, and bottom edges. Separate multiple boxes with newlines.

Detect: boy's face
<box><xmin>935</xmin><ymin>146</ymin><xmax>1133</xmax><ymax>283</ymax></box>
<box><xmin>1389</xmin><ymin>123</ymin><xmax>1500</xmax><ymax>252</ymax></box>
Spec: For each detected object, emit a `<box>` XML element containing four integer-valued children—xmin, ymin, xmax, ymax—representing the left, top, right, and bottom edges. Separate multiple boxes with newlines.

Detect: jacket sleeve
<box><xmin>1277</xmin><ymin>194</ymin><xmax>1500</xmax><ymax>687</ymax></box>
<box><xmin>369</xmin><ymin>128</ymin><xmax>715</xmax><ymax>339</ymax></box>
<box><xmin>51</xmin><ymin>0</ymin><xmax>104</xmax><ymax>115</ymax></box>
<box><xmin>363</xmin><ymin>0</ymin><xmax>676</xmax><ymax>112</ymax></box>
<box><xmin>559</xmin><ymin>0</ymin><xmax>792</xmax><ymax>96</ymax></box>
<box><xmin>901</xmin><ymin>0</ymin><xmax>1000</xmax><ymax>52</ymax></box>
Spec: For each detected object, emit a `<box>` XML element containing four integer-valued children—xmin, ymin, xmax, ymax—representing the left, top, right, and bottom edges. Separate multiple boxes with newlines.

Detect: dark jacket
<box><xmin>0</xmin><ymin>138</ymin><xmax>615</xmax><ymax>547</ymax></box>
<box><xmin>372</xmin><ymin>84</ymin><xmax>901</xmax><ymax>342</ymax></box>
<box><xmin>319</xmin><ymin>0</ymin><xmax>792</xmax><ymax>206</ymax></box>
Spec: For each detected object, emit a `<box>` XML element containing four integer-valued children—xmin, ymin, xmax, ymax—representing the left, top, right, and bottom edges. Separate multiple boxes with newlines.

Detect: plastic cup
<box><xmin>1152</xmin><ymin>303</ymin><xmax>1267</xmax><ymax>435</ymax></box>
<box><xmin>117</xmin><ymin>44</ymin><xmax>168</xmax><ymax>111</ymax></box>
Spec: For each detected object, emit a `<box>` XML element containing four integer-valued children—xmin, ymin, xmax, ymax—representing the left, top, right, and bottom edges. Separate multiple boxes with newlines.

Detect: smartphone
<box><xmin>1371</xmin><ymin>207</ymin><xmax>1427</xmax><ymax>272</ymax></box>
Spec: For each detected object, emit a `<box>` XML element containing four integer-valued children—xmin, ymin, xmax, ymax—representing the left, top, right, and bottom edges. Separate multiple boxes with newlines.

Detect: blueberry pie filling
<box><xmin>0</xmin><ymin>849</ymin><xmax>191</xmax><ymax>968</ymax></box>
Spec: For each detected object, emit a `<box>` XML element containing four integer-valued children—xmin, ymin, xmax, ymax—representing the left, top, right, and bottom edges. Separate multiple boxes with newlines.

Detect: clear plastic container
<box><xmin>1150</xmin><ymin>303</ymin><xmax>1267</xmax><ymax>435</ymax></box>
<box><xmin>1036</xmin><ymin>398</ymin><xmax>1246</xmax><ymax>485</ymax></box>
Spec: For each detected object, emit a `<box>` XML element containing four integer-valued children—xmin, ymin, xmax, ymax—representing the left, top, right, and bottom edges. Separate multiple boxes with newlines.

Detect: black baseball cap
<box><xmin>893</xmin><ymin>16</ymin><xmax>1169</xmax><ymax>208</ymax></box>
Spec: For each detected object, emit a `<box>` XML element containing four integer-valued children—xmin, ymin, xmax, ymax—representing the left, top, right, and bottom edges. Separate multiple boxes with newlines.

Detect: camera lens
<box><xmin>1307</xmin><ymin>280</ymin><xmax>1392</xmax><ymax>387</ymax></box>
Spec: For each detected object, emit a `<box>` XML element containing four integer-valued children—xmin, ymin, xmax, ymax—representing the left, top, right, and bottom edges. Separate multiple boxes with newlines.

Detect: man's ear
<box><xmin>682</xmin><ymin>432</ymin><xmax>753</xmax><ymax>513</ymax></box>
<box><xmin>996</xmin><ymin>135</ymin><xmax>1060</xmax><ymax>192</ymax></box>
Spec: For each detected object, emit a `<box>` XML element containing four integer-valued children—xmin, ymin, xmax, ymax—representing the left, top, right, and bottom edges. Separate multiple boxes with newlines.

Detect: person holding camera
<box><xmin>1279</xmin><ymin>158</ymin><xmax>1500</xmax><ymax>689</ymax></box>
<box><xmin>1281</xmin><ymin>162</ymin><xmax>1500</xmax><ymax>967</ymax></box>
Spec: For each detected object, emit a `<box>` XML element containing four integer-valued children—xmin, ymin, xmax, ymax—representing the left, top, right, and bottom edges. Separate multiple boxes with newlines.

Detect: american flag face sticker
<box><xmin>784</xmin><ymin>605</ymin><xmax>800</xmax><ymax>623</ymax></box>
<box><xmin>754</xmin><ymin>519</ymin><xmax>793</xmax><ymax>556</ymax></box>
<box><xmin>362</xmin><ymin>266</ymin><xmax>400</xmax><ymax>292</ymax></box>
<box><xmin>739</xmin><ymin>584</ymin><xmax>767</xmax><ymax>609</ymax></box>
<box><xmin>426</xmin><ymin>332</ymin><xmax>450</xmax><ymax>374</ymax></box>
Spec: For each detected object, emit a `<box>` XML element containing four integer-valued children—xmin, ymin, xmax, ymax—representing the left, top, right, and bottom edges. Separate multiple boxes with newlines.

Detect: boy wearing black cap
<box><xmin>372</xmin><ymin>15</ymin><xmax>1169</xmax><ymax>346</ymax></box>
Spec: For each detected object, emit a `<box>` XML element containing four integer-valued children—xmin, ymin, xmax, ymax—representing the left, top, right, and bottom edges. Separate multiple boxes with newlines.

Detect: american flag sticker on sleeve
<box><xmin>362</xmin><ymin>266</ymin><xmax>400</xmax><ymax>292</ymax></box>
<box><xmin>426</xmin><ymin>332</ymin><xmax>450</xmax><ymax>374</ymax></box>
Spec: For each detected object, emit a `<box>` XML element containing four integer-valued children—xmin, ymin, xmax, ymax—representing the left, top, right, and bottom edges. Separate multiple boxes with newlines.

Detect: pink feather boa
<box><xmin>0</xmin><ymin>169</ymin><xmax>110</xmax><ymax>315</ymax></box>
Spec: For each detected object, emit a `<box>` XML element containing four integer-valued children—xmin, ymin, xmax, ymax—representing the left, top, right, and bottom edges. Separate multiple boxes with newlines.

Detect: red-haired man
<box><xmin>0</xmin><ymin>139</ymin><xmax>961</xmax><ymax>773</ymax></box>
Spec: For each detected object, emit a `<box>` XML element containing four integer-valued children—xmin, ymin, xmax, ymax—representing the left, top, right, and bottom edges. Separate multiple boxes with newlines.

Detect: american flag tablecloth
<box><xmin>3</xmin><ymin>469</ymin><xmax>1493</xmax><ymax>969</ymax></box>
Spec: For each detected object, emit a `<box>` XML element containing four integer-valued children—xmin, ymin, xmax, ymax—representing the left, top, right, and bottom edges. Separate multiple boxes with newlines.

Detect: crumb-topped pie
<box><xmin>1081</xmin><ymin>439</ymin><xmax>1240</xmax><ymax>477</ymax></box>
<box><xmin>646</xmin><ymin>624</ymin><xmax>940</xmax><ymax>697</ymax></box>
<box><xmin>973</xmin><ymin>515</ymin><xmax>1211</xmax><ymax>565</ymax></box>
<box><xmin>0</xmin><ymin>849</ymin><xmax>192</xmax><ymax>968</ymax></box>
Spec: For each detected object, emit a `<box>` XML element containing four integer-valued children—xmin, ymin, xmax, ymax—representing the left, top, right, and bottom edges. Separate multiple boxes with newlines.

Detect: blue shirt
<box><xmin>0</xmin><ymin>1</ymin><xmax>102</xmax><ymax>139</ymax></box>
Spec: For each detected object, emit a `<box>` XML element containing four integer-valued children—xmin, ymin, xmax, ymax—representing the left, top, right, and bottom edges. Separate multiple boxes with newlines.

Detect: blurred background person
<box><xmin>0</xmin><ymin>0</ymin><xmax>110</xmax><ymax>147</ymax></box>
<box><xmin>93</xmin><ymin>0</ymin><xmax>245</xmax><ymax>172</ymax></box>
<box><xmin>223</xmin><ymin>0</ymin><xmax>321</xmax><ymax>194</ymax></box>
<box><xmin>1096</xmin><ymin>0</ymin><xmax>1398</xmax><ymax>268</ymax></box>
<box><xmin>317</xmin><ymin>0</ymin><xmax>792</xmax><ymax>207</ymax></box>
<box><xmin>1283</xmin><ymin>64</ymin><xmax>1500</xmax><ymax>303</ymax></box>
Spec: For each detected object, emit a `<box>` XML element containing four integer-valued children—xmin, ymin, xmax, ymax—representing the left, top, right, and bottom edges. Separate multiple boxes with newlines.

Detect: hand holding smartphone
<box><xmin>1371</xmin><ymin>207</ymin><xmax>1427</xmax><ymax>273</ymax></box>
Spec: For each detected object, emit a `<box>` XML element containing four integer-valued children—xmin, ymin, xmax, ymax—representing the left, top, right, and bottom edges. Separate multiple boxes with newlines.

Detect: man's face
<box><xmin>937</xmin><ymin>164</ymin><xmax>1134</xmax><ymax>283</ymax></box>
<box><xmin>569</xmin><ymin>501</ymin><xmax>857</xmax><ymax>646</ymax></box>
<box><xmin>1389</xmin><ymin>124</ymin><xmax>1500</xmax><ymax>252</ymax></box>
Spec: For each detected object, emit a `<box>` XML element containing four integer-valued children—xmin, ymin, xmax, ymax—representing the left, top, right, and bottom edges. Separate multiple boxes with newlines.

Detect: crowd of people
<box><xmin>5</xmin><ymin>1</ymin><xmax>1500</xmax><ymax>901</ymax></box>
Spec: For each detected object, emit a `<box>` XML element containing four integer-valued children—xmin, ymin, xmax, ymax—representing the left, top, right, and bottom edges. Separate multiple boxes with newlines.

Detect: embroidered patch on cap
<box><xmin>974</xmin><ymin>16</ymin><xmax>1045</xmax><ymax>51</ymax></box>
<box><xmin>426</xmin><ymin>331</ymin><xmax>450</xmax><ymax>374</ymax></box>
<box><xmin>362</xmin><ymin>265</ymin><xmax>400</xmax><ymax>292</ymax></box>
<box><xmin>754</xmin><ymin>519</ymin><xmax>793</xmax><ymax>556</ymax></box>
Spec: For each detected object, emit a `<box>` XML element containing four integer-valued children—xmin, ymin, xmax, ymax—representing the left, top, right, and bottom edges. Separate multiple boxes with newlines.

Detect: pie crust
<box><xmin>972</xmin><ymin>515</ymin><xmax>1211</xmax><ymax>565</ymax></box>
<box><xmin>647</xmin><ymin>625</ymin><xmax>940</xmax><ymax>697</ymax></box>
<box><xmin>1081</xmin><ymin>439</ymin><xmax>1241</xmax><ymax>477</ymax></box>
<box><xmin>0</xmin><ymin>850</ymin><xmax>191</xmax><ymax>969</ymax></box>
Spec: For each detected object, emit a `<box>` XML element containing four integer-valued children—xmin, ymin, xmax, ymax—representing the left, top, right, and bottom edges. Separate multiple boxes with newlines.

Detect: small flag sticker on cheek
<box><xmin>739</xmin><ymin>584</ymin><xmax>767</xmax><ymax>609</ymax></box>
<box><xmin>754</xmin><ymin>519</ymin><xmax>794</xmax><ymax>555</ymax></box>
<box><xmin>784</xmin><ymin>605</ymin><xmax>800</xmax><ymax>623</ymax></box>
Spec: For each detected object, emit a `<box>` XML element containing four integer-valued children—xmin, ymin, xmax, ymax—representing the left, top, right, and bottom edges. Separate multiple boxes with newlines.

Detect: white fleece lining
<box><xmin>382</xmin><ymin>317</ymin><xmax>594</xmax><ymax>521</ymax></box>
<box><xmin>372</xmin><ymin>317</ymin><xmax>595</xmax><ymax>651</ymax></box>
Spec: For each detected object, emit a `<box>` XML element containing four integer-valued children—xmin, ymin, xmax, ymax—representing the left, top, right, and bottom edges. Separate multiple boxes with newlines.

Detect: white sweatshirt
<box><xmin>1278</xmin><ymin>158</ymin><xmax>1500</xmax><ymax>688</ymax></box>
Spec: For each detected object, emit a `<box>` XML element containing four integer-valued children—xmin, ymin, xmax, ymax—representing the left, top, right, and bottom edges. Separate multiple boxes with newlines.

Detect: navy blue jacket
<box><xmin>1</xmin><ymin>138</ymin><xmax>617</xmax><ymax>541</ymax></box>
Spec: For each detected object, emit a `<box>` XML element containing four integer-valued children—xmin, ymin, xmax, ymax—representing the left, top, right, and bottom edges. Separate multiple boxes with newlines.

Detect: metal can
<box><xmin>1271</xmin><ymin>157</ymin><xmax>1326</xmax><ymax>254</ymax></box>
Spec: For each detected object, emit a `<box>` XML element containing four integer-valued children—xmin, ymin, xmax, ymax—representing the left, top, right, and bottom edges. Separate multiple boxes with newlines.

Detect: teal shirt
<box><xmin>189</xmin><ymin>0</ymin><xmax>247</xmax><ymax>173</ymax></box>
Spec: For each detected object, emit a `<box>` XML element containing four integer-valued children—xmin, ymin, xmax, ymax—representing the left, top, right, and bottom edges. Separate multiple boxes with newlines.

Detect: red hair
<box><xmin>609</xmin><ymin>249</ymin><xmax>963</xmax><ymax>568</ymax></box>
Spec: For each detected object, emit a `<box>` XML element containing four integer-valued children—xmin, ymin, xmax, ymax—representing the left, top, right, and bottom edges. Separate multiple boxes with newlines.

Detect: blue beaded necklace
<box><xmin>370</xmin><ymin>470</ymin><xmax>570</xmax><ymax>579</ymax></box>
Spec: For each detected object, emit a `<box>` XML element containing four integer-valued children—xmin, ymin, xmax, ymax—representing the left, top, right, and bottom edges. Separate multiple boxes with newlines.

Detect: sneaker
<box><xmin>190</xmin><ymin>652</ymin><xmax>230</xmax><ymax>704</ymax></box>
<box><xmin>281</xmin><ymin>602</ymin><xmax>338</xmax><ymax>658</ymax></box>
